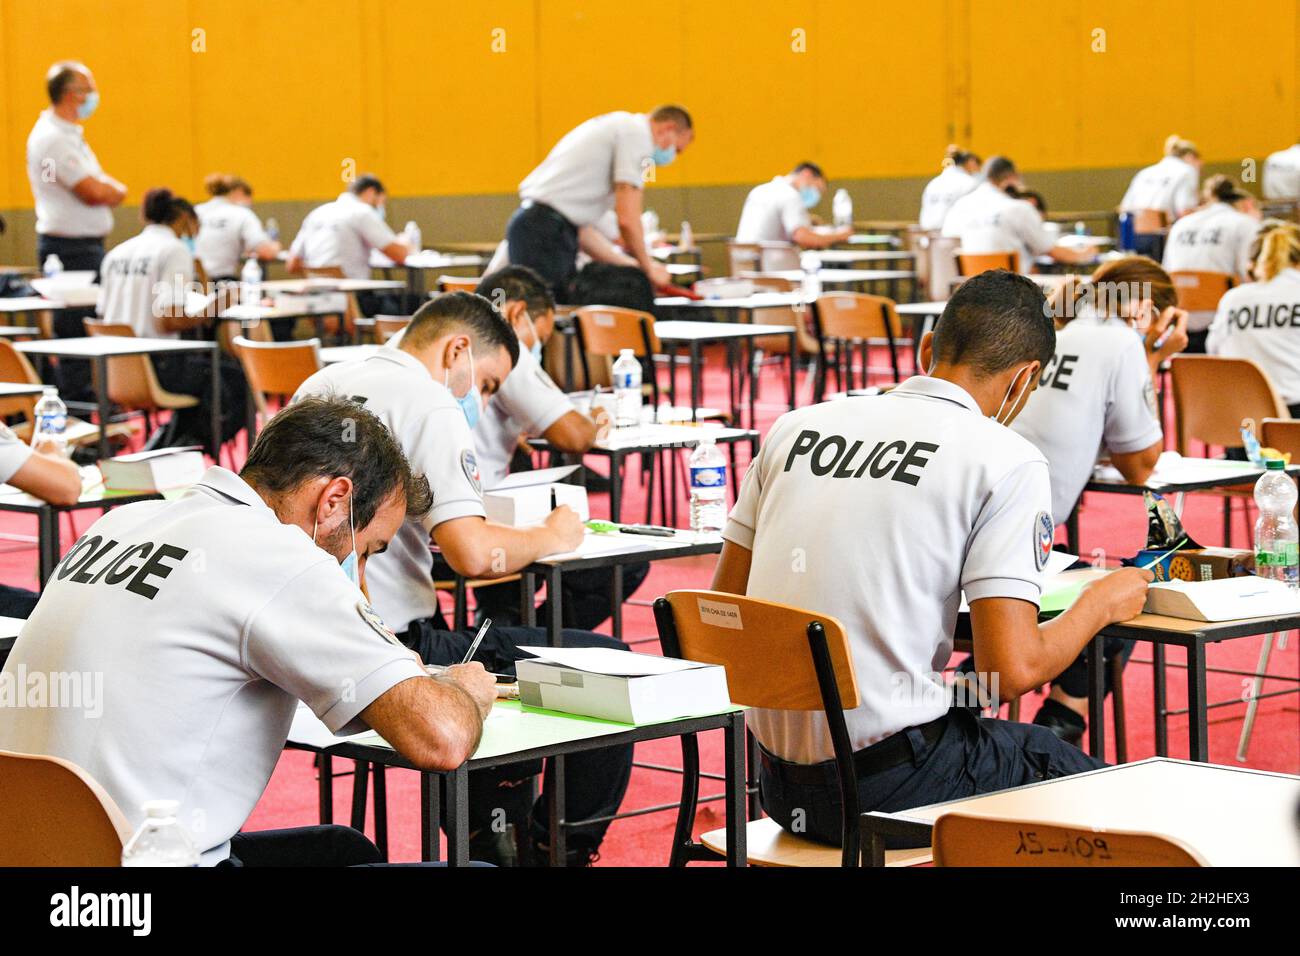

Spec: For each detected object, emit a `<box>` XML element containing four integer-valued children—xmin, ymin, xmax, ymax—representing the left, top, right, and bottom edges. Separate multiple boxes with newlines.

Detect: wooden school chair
<box><xmin>373</xmin><ymin>315</ymin><xmax>410</xmax><ymax>343</ymax></box>
<box><xmin>304</xmin><ymin>266</ymin><xmax>360</xmax><ymax>340</ymax></box>
<box><xmin>231</xmin><ymin>336</ymin><xmax>323</xmax><ymax>429</ymax></box>
<box><xmin>653</xmin><ymin>590</ymin><xmax>931</xmax><ymax>868</ymax></box>
<box><xmin>726</xmin><ymin>240</ymin><xmax>801</xmax><ymax>275</ymax></box>
<box><xmin>956</xmin><ymin>250</ymin><xmax>1018</xmax><ymax>277</ymax></box>
<box><xmin>1170</xmin><ymin>355</ymin><xmax>1289</xmax><ymax>545</ymax></box>
<box><xmin>810</xmin><ymin>292</ymin><xmax>905</xmax><ymax>401</ymax></box>
<box><xmin>1131</xmin><ymin>208</ymin><xmax>1170</xmax><ymax>235</ymax></box>
<box><xmin>83</xmin><ymin>320</ymin><xmax>199</xmax><ymax>449</ymax></box>
<box><xmin>932</xmin><ymin>813</ymin><xmax>1205</xmax><ymax>867</ymax></box>
<box><xmin>0</xmin><ymin>750</ymin><xmax>133</xmax><ymax>866</ymax></box>
<box><xmin>436</xmin><ymin>275</ymin><xmax>479</xmax><ymax>294</ymax></box>
<box><xmin>0</xmin><ymin>340</ymin><xmax>136</xmax><ymax>453</ymax></box>
<box><xmin>1170</xmin><ymin>271</ymin><xmax>1234</xmax><ymax>332</ymax></box>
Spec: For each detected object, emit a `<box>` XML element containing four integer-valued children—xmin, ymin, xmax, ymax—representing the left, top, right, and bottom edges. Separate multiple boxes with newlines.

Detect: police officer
<box><xmin>918</xmin><ymin>145</ymin><xmax>981</xmax><ymax>231</ymax></box>
<box><xmin>942</xmin><ymin>156</ymin><xmax>1089</xmax><ymax>274</ymax></box>
<box><xmin>1011</xmin><ymin>257</ymin><xmax>1186</xmax><ymax>742</ymax></box>
<box><xmin>506</xmin><ymin>105</ymin><xmax>694</xmax><ymax>300</ymax></box>
<box><xmin>0</xmin><ymin>397</ymin><xmax>498</xmax><ymax>866</ymax></box>
<box><xmin>294</xmin><ymin>292</ymin><xmax>633</xmax><ymax>865</ymax></box>
<box><xmin>195</xmin><ymin>173</ymin><xmax>281</xmax><ymax>284</ymax></box>
<box><xmin>710</xmin><ymin>270</ymin><xmax>1152</xmax><ymax>847</ymax></box>
<box><xmin>1119</xmin><ymin>135</ymin><xmax>1202</xmax><ymax>259</ymax></box>
<box><xmin>1163</xmin><ymin>176</ymin><xmax>1260</xmax><ymax>281</ymax></box>
<box><xmin>1207</xmin><ymin>220</ymin><xmax>1300</xmax><ymax>416</ymax></box>
<box><xmin>735</xmin><ymin>162</ymin><xmax>851</xmax><ymax>249</ymax></box>
<box><xmin>1263</xmin><ymin>137</ymin><xmax>1300</xmax><ymax>200</ymax></box>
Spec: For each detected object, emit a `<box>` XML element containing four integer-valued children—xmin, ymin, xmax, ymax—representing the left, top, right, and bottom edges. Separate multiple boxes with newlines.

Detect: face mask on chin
<box><xmin>312</xmin><ymin>491</ymin><xmax>360</xmax><ymax>588</ymax></box>
<box><xmin>652</xmin><ymin>144</ymin><xmax>676</xmax><ymax>166</ymax></box>
<box><xmin>992</xmin><ymin>365</ymin><xmax>1034</xmax><ymax>426</ymax></box>
<box><xmin>445</xmin><ymin>345</ymin><xmax>482</xmax><ymax>429</ymax></box>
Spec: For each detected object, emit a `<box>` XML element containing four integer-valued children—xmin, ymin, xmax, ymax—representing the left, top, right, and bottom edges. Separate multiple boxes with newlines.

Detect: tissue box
<box><xmin>482</xmin><ymin>465</ymin><xmax>588</xmax><ymax>526</ymax></box>
<box><xmin>1135</xmin><ymin>547</ymin><xmax>1255</xmax><ymax>583</ymax></box>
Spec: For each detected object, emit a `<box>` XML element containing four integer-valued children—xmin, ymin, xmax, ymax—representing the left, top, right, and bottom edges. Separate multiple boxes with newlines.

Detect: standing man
<box><xmin>507</xmin><ymin>105</ymin><xmax>694</xmax><ymax>300</ymax></box>
<box><xmin>735</xmin><ymin>162</ymin><xmax>850</xmax><ymax>249</ymax></box>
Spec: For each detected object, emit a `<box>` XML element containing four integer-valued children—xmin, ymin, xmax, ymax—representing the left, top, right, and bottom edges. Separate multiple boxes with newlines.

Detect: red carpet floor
<box><xmin>5</xmin><ymin>345</ymin><xmax>1296</xmax><ymax>865</ymax></box>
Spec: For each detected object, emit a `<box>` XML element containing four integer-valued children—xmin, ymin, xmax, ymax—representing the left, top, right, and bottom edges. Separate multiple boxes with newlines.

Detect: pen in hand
<box><xmin>461</xmin><ymin>617</ymin><xmax>492</xmax><ymax>665</ymax></box>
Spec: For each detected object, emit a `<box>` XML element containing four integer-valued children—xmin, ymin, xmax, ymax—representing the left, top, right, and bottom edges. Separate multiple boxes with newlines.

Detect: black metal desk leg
<box><xmin>444</xmin><ymin>768</ymin><xmax>470</xmax><ymax>867</ymax></box>
<box><xmin>1087</xmin><ymin>635</ymin><xmax>1106</xmax><ymax>761</ymax></box>
<box><xmin>1065</xmin><ymin>502</ymin><xmax>1081</xmax><ymax>555</ymax></box>
<box><xmin>610</xmin><ymin>450</ymin><xmax>623</xmax><ymax>523</ymax></box>
<box><xmin>373</xmin><ymin>765</ymin><xmax>388</xmax><ymax>860</ymax></box>
<box><xmin>787</xmin><ymin>330</ymin><xmax>798</xmax><ymax>409</ymax></box>
<box><xmin>1186</xmin><ymin>641</ymin><xmax>1209</xmax><ymax>761</ymax></box>
<box><xmin>520</xmin><ymin>570</ymin><xmax>536</xmax><ymax>627</ymax></box>
<box><xmin>349</xmin><ymin>760</ymin><xmax>370</xmax><ymax>831</ymax></box>
<box><xmin>747</xmin><ymin>730</ymin><xmax>761</xmax><ymax>819</ymax></box>
<box><xmin>547</xmin><ymin>566</ymin><xmax>563</xmax><ymax>647</ymax></box>
<box><xmin>318</xmin><ymin>754</ymin><xmax>333</xmax><ymax>825</ymax></box>
<box><xmin>611</xmin><ymin>564</ymin><xmax>624</xmax><ymax>641</ymax></box>
<box><xmin>724</xmin><ymin>713</ymin><xmax>747</xmax><ymax>866</ymax></box>
<box><xmin>690</xmin><ymin>341</ymin><xmax>702</xmax><ymax>422</ymax></box>
<box><xmin>94</xmin><ymin>356</ymin><xmax>111</xmax><ymax>460</ymax></box>
<box><xmin>546</xmin><ymin>755</ymin><xmax>567</xmax><ymax>866</ymax></box>
<box><xmin>209</xmin><ymin>346</ymin><xmax>222</xmax><ymax>462</ymax></box>
<box><xmin>420</xmin><ymin>772</ymin><xmax>441</xmax><ymax>862</ymax></box>
<box><xmin>1152</xmin><ymin>643</ymin><xmax>1169</xmax><ymax>756</ymax></box>
<box><xmin>37</xmin><ymin>507</ymin><xmax>60</xmax><ymax>588</ymax></box>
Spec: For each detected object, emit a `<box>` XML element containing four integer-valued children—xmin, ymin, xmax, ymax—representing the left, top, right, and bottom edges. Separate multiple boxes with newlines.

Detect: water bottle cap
<box><xmin>42</xmin><ymin>386</ymin><xmax>57</xmax><ymax>396</ymax></box>
<box><xmin>619</xmin><ymin>348</ymin><xmax>634</xmax><ymax>357</ymax></box>
<box><xmin>142</xmin><ymin>799</ymin><xmax>180</xmax><ymax>819</ymax></box>
<box><xmin>1265</xmin><ymin>457</ymin><xmax>1286</xmax><ymax>470</ymax></box>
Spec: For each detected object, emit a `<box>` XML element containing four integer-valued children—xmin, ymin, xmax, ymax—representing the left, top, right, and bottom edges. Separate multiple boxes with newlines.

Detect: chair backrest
<box><xmin>727</xmin><ymin>241</ymin><xmax>764</xmax><ymax>275</ymax></box>
<box><xmin>232</xmin><ymin>336</ymin><xmax>323</xmax><ymax>415</ymax></box>
<box><xmin>82</xmin><ymin>320</ymin><xmax>163</xmax><ymax>409</ymax></box>
<box><xmin>926</xmin><ymin>234</ymin><xmax>961</xmax><ymax>300</ymax></box>
<box><xmin>0</xmin><ymin>340</ymin><xmax>42</xmax><ymax>422</ymax></box>
<box><xmin>437</xmin><ymin>275</ymin><xmax>479</xmax><ymax>294</ymax></box>
<box><xmin>957</xmin><ymin>250</ymin><xmax>1018</xmax><ymax>276</ymax></box>
<box><xmin>1169</xmin><ymin>271</ymin><xmax>1234</xmax><ymax>312</ymax></box>
<box><xmin>0</xmin><ymin>750</ymin><xmax>133</xmax><ymax>866</ymax></box>
<box><xmin>305</xmin><ymin>266</ymin><xmax>358</xmax><ymax>335</ymax></box>
<box><xmin>573</xmin><ymin>305</ymin><xmax>659</xmax><ymax>357</ymax></box>
<box><xmin>1170</xmin><ymin>355</ymin><xmax>1289</xmax><ymax>453</ymax></box>
<box><xmin>1260</xmin><ymin>418</ymin><xmax>1300</xmax><ymax>459</ymax></box>
<box><xmin>1132</xmin><ymin>208</ymin><xmax>1169</xmax><ymax>234</ymax></box>
<box><xmin>932</xmin><ymin>813</ymin><xmax>1207</xmax><ymax>867</ymax></box>
<box><xmin>730</xmin><ymin>275</ymin><xmax>815</xmax><ymax>355</ymax></box>
<box><xmin>814</xmin><ymin>292</ymin><xmax>902</xmax><ymax>342</ymax></box>
<box><xmin>374</xmin><ymin>315</ymin><xmax>410</xmax><ymax>343</ymax></box>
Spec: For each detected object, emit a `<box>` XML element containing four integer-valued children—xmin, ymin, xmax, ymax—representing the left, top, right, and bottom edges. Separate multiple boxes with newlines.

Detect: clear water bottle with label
<box><xmin>1254</xmin><ymin>459</ymin><xmax>1298</xmax><ymax>588</ymax></box>
<box><xmin>240</xmin><ymin>256</ymin><xmax>262</xmax><ymax>305</ymax></box>
<box><xmin>42</xmin><ymin>254</ymin><xmax>63</xmax><ymax>278</ymax></box>
<box><xmin>679</xmin><ymin>220</ymin><xmax>694</xmax><ymax>250</ymax></box>
<box><xmin>404</xmin><ymin>220</ymin><xmax>422</xmax><ymax>253</ymax></box>
<box><xmin>265</xmin><ymin>217</ymin><xmax>280</xmax><ymax>243</ymax></box>
<box><xmin>611</xmin><ymin>348</ymin><xmax>642</xmax><ymax>428</ymax></box>
<box><xmin>832</xmin><ymin>188</ymin><xmax>853</xmax><ymax>229</ymax></box>
<box><xmin>800</xmin><ymin>250</ymin><xmax>822</xmax><ymax>303</ymax></box>
<box><xmin>120</xmin><ymin>800</ymin><xmax>200</xmax><ymax>867</ymax></box>
<box><xmin>689</xmin><ymin>436</ymin><xmax>728</xmax><ymax>533</ymax></box>
<box><xmin>30</xmin><ymin>386</ymin><xmax>67</xmax><ymax>455</ymax></box>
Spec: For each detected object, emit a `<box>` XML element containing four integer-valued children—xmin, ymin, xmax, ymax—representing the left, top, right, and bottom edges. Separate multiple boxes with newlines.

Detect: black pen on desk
<box><xmin>461</xmin><ymin>618</ymin><xmax>492</xmax><ymax>665</ymax></box>
<box><xmin>550</xmin><ymin>487</ymin><xmax>558</xmax><ymax>511</ymax></box>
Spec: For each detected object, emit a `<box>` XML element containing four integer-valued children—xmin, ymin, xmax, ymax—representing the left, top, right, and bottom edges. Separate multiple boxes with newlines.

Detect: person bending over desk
<box><xmin>710</xmin><ymin>270</ymin><xmax>1152</xmax><ymax>848</ymax></box>
<box><xmin>0</xmin><ymin>397</ymin><xmax>497</xmax><ymax>866</ymax></box>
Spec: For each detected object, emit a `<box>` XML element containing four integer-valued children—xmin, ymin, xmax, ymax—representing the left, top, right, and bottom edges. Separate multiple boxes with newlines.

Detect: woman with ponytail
<box><xmin>195</xmin><ymin>173</ymin><xmax>280</xmax><ymax>283</ymax></box>
<box><xmin>1163</xmin><ymin>175</ymin><xmax>1260</xmax><ymax>279</ymax></box>
<box><xmin>1206</xmin><ymin>221</ymin><xmax>1300</xmax><ymax>414</ymax></box>
<box><xmin>1119</xmin><ymin>135</ymin><xmax>1202</xmax><ymax>259</ymax></box>
<box><xmin>918</xmin><ymin>144</ymin><xmax>981</xmax><ymax>230</ymax></box>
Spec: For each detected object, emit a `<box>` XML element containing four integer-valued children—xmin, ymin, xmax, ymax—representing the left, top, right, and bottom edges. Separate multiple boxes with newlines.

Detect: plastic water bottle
<box><xmin>1254</xmin><ymin>459</ymin><xmax>1298</xmax><ymax>588</ymax></box>
<box><xmin>121</xmin><ymin>800</ymin><xmax>200</xmax><ymax>867</ymax></box>
<box><xmin>30</xmin><ymin>386</ymin><xmax>67</xmax><ymax>454</ymax></box>
<box><xmin>832</xmin><ymin>188</ymin><xmax>853</xmax><ymax>229</ymax></box>
<box><xmin>265</xmin><ymin>217</ymin><xmax>280</xmax><ymax>242</ymax></box>
<box><xmin>404</xmin><ymin>220</ymin><xmax>422</xmax><ymax>253</ymax></box>
<box><xmin>800</xmin><ymin>250</ymin><xmax>822</xmax><ymax>303</ymax></box>
<box><xmin>42</xmin><ymin>254</ymin><xmax>64</xmax><ymax>278</ymax></box>
<box><xmin>611</xmin><ymin>349</ymin><xmax>642</xmax><ymax>428</ymax></box>
<box><xmin>240</xmin><ymin>257</ymin><xmax>262</xmax><ymax>305</ymax></box>
<box><xmin>689</xmin><ymin>437</ymin><xmax>728</xmax><ymax>533</ymax></box>
<box><xmin>679</xmin><ymin>220</ymin><xmax>694</xmax><ymax>250</ymax></box>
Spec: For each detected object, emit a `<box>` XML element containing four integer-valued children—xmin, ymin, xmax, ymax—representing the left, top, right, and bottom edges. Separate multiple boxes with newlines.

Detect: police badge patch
<box><xmin>1033</xmin><ymin>511</ymin><xmax>1054</xmax><ymax>571</ymax></box>
<box><xmin>357</xmin><ymin>599</ymin><xmax>403</xmax><ymax>646</ymax></box>
<box><xmin>460</xmin><ymin>448</ymin><xmax>482</xmax><ymax>492</ymax></box>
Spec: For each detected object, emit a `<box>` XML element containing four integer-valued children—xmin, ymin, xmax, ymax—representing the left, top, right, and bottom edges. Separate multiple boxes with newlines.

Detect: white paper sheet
<box><xmin>516</xmin><ymin>646</ymin><xmax>703</xmax><ymax>676</ymax></box>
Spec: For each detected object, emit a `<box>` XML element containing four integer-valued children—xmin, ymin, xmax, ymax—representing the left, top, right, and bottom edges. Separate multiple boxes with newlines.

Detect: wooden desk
<box><xmin>861</xmin><ymin>757</ymin><xmax>1300</xmax><ymax>866</ymax></box>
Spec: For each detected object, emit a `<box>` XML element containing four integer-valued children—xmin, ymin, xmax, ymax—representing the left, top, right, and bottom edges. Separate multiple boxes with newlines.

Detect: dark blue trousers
<box><xmin>223</xmin><ymin>825</ymin><xmax>490</xmax><ymax>866</ymax></box>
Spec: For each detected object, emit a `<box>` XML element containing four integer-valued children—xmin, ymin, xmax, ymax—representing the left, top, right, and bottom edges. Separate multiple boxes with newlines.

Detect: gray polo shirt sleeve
<box><xmin>242</xmin><ymin>558</ymin><xmax>427</xmax><ymax>734</ymax></box>
<box><xmin>0</xmin><ymin>425</ymin><xmax>34</xmax><ymax>485</ymax></box>
<box><xmin>962</xmin><ymin>458</ymin><xmax>1052</xmax><ymax>605</ymax></box>
<box><xmin>1103</xmin><ymin>337</ymin><xmax>1163</xmax><ymax>454</ymax></box>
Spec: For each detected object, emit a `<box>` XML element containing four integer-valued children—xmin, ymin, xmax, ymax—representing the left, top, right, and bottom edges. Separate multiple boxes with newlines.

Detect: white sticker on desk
<box><xmin>698</xmin><ymin>599</ymin><xmax>743</xmax><ymax>630</ymax></box>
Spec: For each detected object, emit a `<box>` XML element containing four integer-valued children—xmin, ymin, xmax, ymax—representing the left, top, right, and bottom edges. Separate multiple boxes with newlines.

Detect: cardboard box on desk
<box><xmin>1136</xmin><ymin>547</ymin><xmax>1255</xmax><ymax>583</ymax></box>
<box><xmin>483</xmin><ymin>465</ymin><xmax>588</xmax><ymax>526</ymax></box>
<box><xmin>515</xmin><ymin>646</ymin><xmax>731</xmax><ymax>724</ymax></box>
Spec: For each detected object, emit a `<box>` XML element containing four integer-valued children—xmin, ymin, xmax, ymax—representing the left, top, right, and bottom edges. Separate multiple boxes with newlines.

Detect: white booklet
<box><xmin>1143</xmin><ymin>576</ymin><xmax>1300</xmax><ymax>622</ymax></box>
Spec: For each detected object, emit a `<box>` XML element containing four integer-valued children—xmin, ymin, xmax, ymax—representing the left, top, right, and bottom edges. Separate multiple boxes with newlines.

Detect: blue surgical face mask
<box><xmin>445</xmin><ymin>346</ymin><xmax>482</xmax><ymax>429</ymax></box>
<box><xmin>530</xmin><ymin>339</ymin><xmax>544</xmax><ymax>363</ymax></box>
<box><xmin>76</xmin><ymin>91</ymin><xmax>100</xmax><ymax>120</ymax></box>
<box><xmin>799</xmin><ymin>186</ymin><xmax>821</xmax><ymax>209</ymax></box>
<box><xmin>181</xmin><ymin>235</ymin><xmax>196</xmax><ymax>255</ymax></box>
<box><xmin>652</xmin><ymin>144</ymin><xmax>677</xmax><ymax>166</ymax></box>
<box><xmin>373</xmin><ymin>203</ymin><xmax>386</xmax><ymax>221</ymax></box>
<box><xmin>313</xmin><ymin>491</ymin><xmax>360</xmax><ymax>587</ymax></box>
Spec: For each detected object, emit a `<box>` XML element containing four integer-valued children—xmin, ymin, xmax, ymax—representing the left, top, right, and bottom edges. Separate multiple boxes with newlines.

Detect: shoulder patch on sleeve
<box><xmin>460</xmin><ymin>448</ymin><xmax>482</xmax><ymax>492</ymax></box>
<box><xmin>357</xmin><ymin>599</ymin><xmax>403</xmax><ymax>646</ymax></box>
<box><xmin>1034</xmin><ymin>511</ymin><xmax>1054</xmax><ymax>571</ymax></box>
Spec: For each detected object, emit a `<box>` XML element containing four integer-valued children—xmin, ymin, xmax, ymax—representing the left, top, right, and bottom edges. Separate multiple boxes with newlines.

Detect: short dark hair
<box><xmin>792</xmin><ymin>161</ymin><xmax>826</xmax><ymax>180</ymax></box>
<box><xmin>402</xmin><ymin>291</ymin><xmax>520</xmax><ymax>367</ymax></box>
<box><xmin>241</xmin><ymin>396</ymin><xmax>431</xmax><ymax>530</ymax></box>
<box><xmin>983</xmin><ymin>155</ymin><xmax>1018</xmax><ymax>185</ymax></box>
<box><xmin>46</xmin><ymin>61</ymin><xmax>87</xmax><ymax>104</ymax></box>
<box><xmin>932</xmin><ymin>270</ymin><xmax>1054</xmax><ymax>375</ymax></box>
<box><xmin>650</xmin><ymin>105</ymin><xmax>693</xmax><ymax>130</ymax></box>
<box><xmin>475</xmin><ymin>265</ymin><xmax>556</xmax><ymax>318</ymax></box>
<box><xmin>350</xmin><ymin>174</ymin><xmax>385</xmax><ymax>196</ymax></box>
<box><xmin>141</xmin><ymin>188</ymin><xmax>194</xmax><ymax>226</ymax></box>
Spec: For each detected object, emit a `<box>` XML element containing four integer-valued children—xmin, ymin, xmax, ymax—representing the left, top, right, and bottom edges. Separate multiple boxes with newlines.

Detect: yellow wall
<box><xmin>1</xmin><ymin>0</ymin><xmax>1297</xmax><ymax>211</ymax></box>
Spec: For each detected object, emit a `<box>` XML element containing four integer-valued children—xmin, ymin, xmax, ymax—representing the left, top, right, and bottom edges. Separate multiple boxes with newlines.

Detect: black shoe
<box><xmin>468</xmin><ymin>825</ymin><xmax>519</xmax><ymax>867</ymax></box>
<box><xmin>524</xmin><ymin>837</ymin><xmax>601</xmax><ymax>867</ymax></box>
<box><xmin>1033</xmin><ymin>698</ymin><xmax>1086</xmax><ymax>747</ymax></box>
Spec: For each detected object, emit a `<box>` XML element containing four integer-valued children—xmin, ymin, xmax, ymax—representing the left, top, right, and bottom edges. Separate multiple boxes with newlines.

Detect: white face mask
<box><xmin>993</xmin><ymin>365</ymin><xmax>1034</xmax><ymax>426</ymax></box>
<box><xmin>312</xmin><ymin>491</ymin><xmax>359</xmax><ymax>587</ymax></box>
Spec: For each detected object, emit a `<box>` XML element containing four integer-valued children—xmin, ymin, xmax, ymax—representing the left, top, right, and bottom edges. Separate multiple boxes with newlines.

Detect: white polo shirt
<box><xmin>0</xmin><ymin>466</ymin><xmax>425</xmax><ymax>865</ymax></box>
<box><xmin>735</xmin><ymin>177</ymin><xmax>811</xmax><ymax>244</ymax></box>
<box><xmin>941</xmin><ymin>181</ymin><xmax>1056</xmax><ymax>273</ymax></box>
<box><xmin>724</xmin><ymin>376</ymin><xmax>1052</xmax><ymax>764</ymax></box>
<box><xmin>1162</xmin><ymin>202</ymin><xmax>1259</xmax><ymax>279</ymax></box>
<box><xmin>474</xmin><ymin>345</ymin><xmax>575</xmax><ymax>490</ymax></box>
<box><xmin>1012</xmin><ymin>323</ymin><xmax>1162</xmax><ymax>527</ymax></box>
<box><xmin>0</xmin><ymin>424</ymin><xmax>34</xmax><ymax>484</ymax></box>
<box><xmin>98</xmin><ymin>224</ymin><xmax>194</xmax><ymax>338</ymax></box>
<box><xmin>25</xmin><ymin>109</ymin><xmax>114</xmax><ymax>239</ymax></box>
<box><xmin>518</xmin><ymin>112</ymin><xmax>655</xmax><ymax>228</ymax></box>
<box><xmin>1206</xmin><ymin>268</ymin><xmax>1300</xmax><ymax>405</ymax></box>
<box><xmin>1120</xmin><ymin>156</ymin><xmax>1199</xmax><ymax>219</ymax></box>
<box><xmin>195</xmin><ymin>197</ymin><xmax>271</xmax><ymax>279</ymax></box>
<box><xmin>288</xmin><ymin>192</ymin><xmax>397</xmax><ymax>280</ymax></box>
<box><xmin>1263</xmin><ymin>144</ymin><xmax>1300</xmax><ymax>200</ymax></box>
<box><xmin>919</xmin><ymin>165</ymin><xmax>978</xmax><ymax>231</ymax></box>
<box><xmin>295</xmin><ymin>346</ymin><xmax>487</xmax><ymax>634</ymax></box>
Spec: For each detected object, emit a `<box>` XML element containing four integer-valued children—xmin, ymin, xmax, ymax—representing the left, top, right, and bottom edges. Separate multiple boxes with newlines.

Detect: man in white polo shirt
<box><xmin>710</xmin><ymin>270</ymin><xmax>1151</xmax><ymax>848</ymax></box>
<box><xmin>295</xmin><ymin>292</ymin><xmax>633</xmax><ymax>865</ymax></box>
<box><xmin>506</xmin><ymin>105</ymin><xmax>694</xmax><ymax>300</ymax></box>
<box><xmin>942</xmin><ymin>156</ymin><xmax>1089</xmax><ymax>274</ymax></box>
<box><xmin>1263</xmin><ymin>137</ymin><xmax>1300</xmax><ymax>200</ymax></box>
<box><xmin>0</xmin><ymin>397</ymin><xmax>497</xmax><ymax>866</ymax></box>
<box><xmin>736</xmin><ymin>162</ymin><xmax>850</xmax><ymax>249</ymax></box>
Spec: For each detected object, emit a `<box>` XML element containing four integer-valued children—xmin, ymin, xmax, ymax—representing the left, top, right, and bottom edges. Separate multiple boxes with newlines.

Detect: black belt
<box><xmin>758</xmin><ymin>712</ymin><xmax>950</xmax><ymax>787</ymax></box>
<box><xmin>519</xmin><ymin>200</ymin><xmax>576</xmax><ymax>231</ymax></box>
